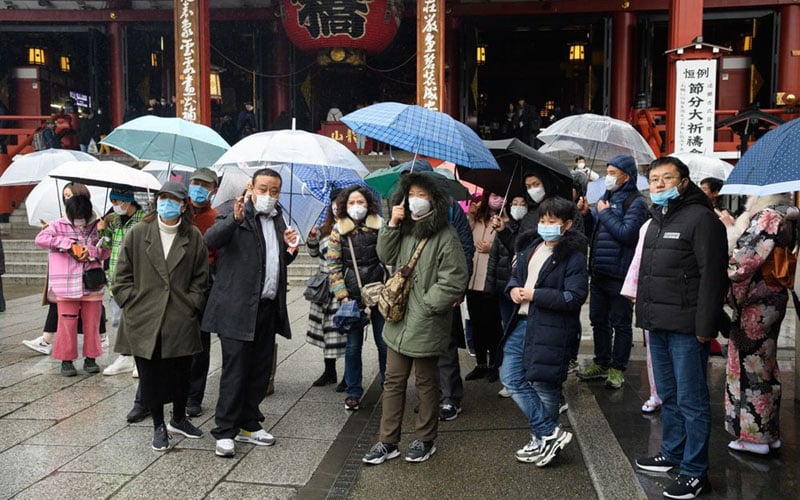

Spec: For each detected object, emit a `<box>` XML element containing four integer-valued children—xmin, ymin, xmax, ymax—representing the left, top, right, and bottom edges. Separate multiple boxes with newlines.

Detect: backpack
<box><xmin>761</xmin><ymin>246</ymin><xmax>796</xmax><ymax>289</ymax></box>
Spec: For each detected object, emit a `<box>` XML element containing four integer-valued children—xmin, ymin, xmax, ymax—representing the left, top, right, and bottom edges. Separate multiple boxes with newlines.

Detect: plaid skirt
<box><xmin>305</xmin><ymin>291</ymin><xmax>346</xmax><ymax>359</ymax></box>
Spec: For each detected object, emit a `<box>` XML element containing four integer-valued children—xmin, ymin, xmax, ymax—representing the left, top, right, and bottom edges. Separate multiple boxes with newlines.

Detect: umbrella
<box><xmin>363</xmin><ymin>160</ymin><xmax>469</xmax><ymax>201</ymax></box>
<box><xmin>586</xmin><ymin>175</ymin><xmax>650</xmax><ymax>204</ymax></box>
<box><xmin>212</xmin><ymin>164</ymin><xmax>326</xmax><ymax>244</ymax></box>
<box><xmin>341</xmin><ymin>102</ymin><xmax>500</xmax><ymax>170</ymax></box>
<box><xmin>142</xmin><ymin>161</ymin><xmax>195</xmax><ymax>187</ymax></box>
<box><xmin>668</xmin><ymin>152</ymin><xmax>734</xmax><ymax>184</ymax></box>
<box><xmin>537</xmin><ymin>113</ymin><xmax>657</xmax><ymax>166</ymax></box>
<box><xmin>48</xmin><ymin>160</ymin><xmax>162</xmax><ymax>192</ymax></box>
<box><xmin>100</xmin><ymin>115</ymin><xmax>230</xmax><ymax>168</ymax></box>
<box><xmin>24</xmin><ymin>177</ymin><xmax>111</xmax><ymax>226</ymax></box>
<box><xmin>720</xmin><ymin>118</ymin><xmax>800</xmax><ymax>196</ymax></box>
<box><xmin>0</xmin><ymin>149</ymin><xmax>98</xmax><ymax>186</ymax></box>
<box><xmin>458</xmin><ymin>138</ymin><xmax>573</xmax><ymax>200</ymax></box>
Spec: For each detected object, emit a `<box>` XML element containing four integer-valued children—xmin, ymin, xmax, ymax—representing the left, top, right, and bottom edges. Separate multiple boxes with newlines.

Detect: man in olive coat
<box><xmin>202</xmin><ymin>168</ymin><xmax>298</xmax><ymax>458</ymax></box>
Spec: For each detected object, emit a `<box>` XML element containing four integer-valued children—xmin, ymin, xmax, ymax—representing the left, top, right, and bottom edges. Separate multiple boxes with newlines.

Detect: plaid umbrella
<box><xmin>341</xmin><ymin>102</ymin><xmax>499</xmax><ymax>170</ymax></box>
<box><xmin>719</xmin><ymin>118</ymin><xmax>800</xmax><ymax>196</ymax></box>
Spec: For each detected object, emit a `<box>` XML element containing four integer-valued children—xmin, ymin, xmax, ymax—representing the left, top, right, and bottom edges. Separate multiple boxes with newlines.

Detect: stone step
<box><xmin>5</xmin><ymin>261</ymin><xmax>48</xmax><ymax>274</ymax></box>
<box><xmin>3</xmin><ymin>274</ymin><xmax>46</xmax><ymax>287</ymax></box>
<box><xmin>1</xmin><ymin>239</ymin><xmax>41</xmax><ymax>251</ymax></box>
<box><xmin>4</xmin><ymin>249</ymin><xmax>48</xmax><ymax>262</ymax></box>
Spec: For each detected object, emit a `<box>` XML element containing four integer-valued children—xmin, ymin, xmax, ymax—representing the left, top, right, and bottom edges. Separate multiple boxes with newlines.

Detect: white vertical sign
<box><xmin>674</xmin><ymin>59</ymin><xmax>717</xmax><ymax>154</ymax></box>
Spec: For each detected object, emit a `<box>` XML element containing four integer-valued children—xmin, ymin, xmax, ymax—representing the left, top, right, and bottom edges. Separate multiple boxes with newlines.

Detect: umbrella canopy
<box><xmin>100</xmin><ymin>115</ymin><xmax>230</xmax><ymax>168</ymax></box>
<box><xmin>668</xmin><ymin>152</ymin><xmax>734</xmax><ymax>184</ymax></box>
<box><xmin>212</xmin><ymin>129</ymin><xmax>368</xmax><ymax>176</ymax></box>
<box><xmin>341</xmin><ymin>102</ymin><xmax>500</xmax><ymax>170</ymax></box>
<box><xmin>0</xmin><ymin>149</ymin><xmax>98</xmax><ymax>186</ymax></box>
<box><xmin>537</xmin><ymin>113</ymin><xmax>656</xmax><ymax>166</ymax></box>
<box><xmin>363</xmin><ymin>160</ymin><xmax>469</xmax><ymax>201</ymax></box>
<box><xmin>586</xmin><ymin>175</ymin><xmax>650</xmax><ymax>204</ymax></box>
<box><xmin>142</xmin><ymin>161</ymin><xmax>196</xmax><ymax>187</ymax></box>
<box><xmin>49</xmin><ymin>160</ymin><xmax>162</xmax><ymax>192</ymax></box>
<box><xmin>718</xmin><ymin>118</ymin><xmax>800</xmax><ymax>196</ymax></box>
<box><xmin>25</xmin><ymin>177</ymin><xmax>111</xmax><ymax>226</ymax></box>
<box><xmin>458</xmin><ymin>138</ymin><xmax>573</xmax><ymax>200</ymax></box>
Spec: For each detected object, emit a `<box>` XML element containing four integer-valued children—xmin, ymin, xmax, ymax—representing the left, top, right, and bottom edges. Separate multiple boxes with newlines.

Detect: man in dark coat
<box><xmin>202</xmin><ymin>168</ymin><xmax>298</xmax><ymax>458</ymax></box>
<box><xmin>633</xmin><ymin>157</ymin><xmax>727</xmax><ymax>500</ymax></box>
<box><xmin>576</xmin><ymin>155</ymin><xmax>649</xmax><ymax>389</ymax></box>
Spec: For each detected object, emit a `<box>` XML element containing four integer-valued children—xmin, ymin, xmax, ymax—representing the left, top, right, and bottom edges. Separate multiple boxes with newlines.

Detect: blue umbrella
<box><xmin>720</xmin><ymin>118</ymin><xmax>800</xmax><ymax>196</ymax></box>
<box><xmin>100</xmin><ymin>115</ymin><xmax>230</xmax><ymax>168</ymax></box>
<box><xmin>341</xmin><ymin>102</ymin><xmax>500</xmax><ymax>170</ymax></box>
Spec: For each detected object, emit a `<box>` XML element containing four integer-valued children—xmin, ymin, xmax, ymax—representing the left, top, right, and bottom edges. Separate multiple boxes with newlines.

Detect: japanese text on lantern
<box><xmin>175</xmin><ymin>0</ymin><xmax>199</xmax><ymax>122</ymax></box>
<box><xmin>416</xmin><ymin>0</ymin><xmax>443</xmax><ymax>111</ymax></box>
<box><xmin>674</xmin><ymin>59</ymin><xmax>717</xmax><ymax>154</ymax></box>
<box><xmin>290</xmin><ymin>0</ymin><xmax>370</xmax><ymax>39</ymax></box>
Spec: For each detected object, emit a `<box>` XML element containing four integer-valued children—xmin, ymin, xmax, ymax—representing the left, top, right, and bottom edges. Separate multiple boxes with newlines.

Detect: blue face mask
<box><xmin>188</xmin><ymin>185</ymin><xmax>210</xmax><ymax>204</ymax></box>
<box><xmin>157</xmin><ymin>199</ymin><xmax>182</xmax><ymax>220</ymax></box>
<box><xmin>538</xmin><ymin>223</ymin><xmax>563</xmax><ymax>242</ymax></box>
<box><xmin>650</xmin><ymin>186</ymin><xmax>680</xmax><ymax>206</ymax></box>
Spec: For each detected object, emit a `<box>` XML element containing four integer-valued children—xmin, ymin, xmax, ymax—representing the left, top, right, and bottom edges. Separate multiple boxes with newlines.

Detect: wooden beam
<box><xmin>0</xmin><ymin>8</ymin><xmax>275</xmax><ymax>23</ymax></box>
<box><xmin>452</xmin><ymin>0</ymin><xmax>790</xmax><ymax>17</ymax></box>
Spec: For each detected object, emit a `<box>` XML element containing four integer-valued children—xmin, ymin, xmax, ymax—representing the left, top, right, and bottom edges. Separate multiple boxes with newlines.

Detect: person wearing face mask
<box><xmin>362</xmin><ymin>172</ymin><xmax>468</xmax><ymax>465</ymax></box>
<box><xmin>486</xmin><ymin>196</ymin><xmax>527</xmax><ymax>331</ymax></box>
<box><xmin>575</xmin><ymin>155</ymin><xmax>649</xmax><ymax>390</ymax></box>
<box><xmin>202</xmin><ymin>168</ymin><xmax>298</xmax><ymax>458</ymax></box>
<box><xmin>573</xmin><ymin>156</ymin><xmax>599</xmax><ymax>181</ymax></box>
<box><xmin>112</xmin><ymin>182</ymin><xmax>209</xmax><ymax>451</ymax></box>
<box><xmin>326</xmin><ymin>185</ymin><xmax>387</xmax><ymax>412</ymax></box>
<box><xmin>500</xmin><ymin>196</ymin><xmax>588</xmax><ymax>467</ymax></box>
<box><xmin>633</xmin><ymin>157</ymin><xmax>727</xmax><ymax>500</ymax></box>
<box><xmin>35</xmin><ymin>194</ymin><xmax>111</xmax><ymax>377</ymax></box>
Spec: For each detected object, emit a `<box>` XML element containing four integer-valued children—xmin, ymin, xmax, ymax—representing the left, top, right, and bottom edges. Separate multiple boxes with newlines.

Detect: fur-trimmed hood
<box><xmin>390</xmin><ymin>172</ymin><xmax>451</xmax><ymax>239</ymax></box>
<box><xmin>335</xmin><ymin>213</ymin><xmax>382</xmax><ymax>236</ymax></box>
<box><xmin>727</xmin><ymin>193</ymin><xmax>798</xmax><ymax>250</ymax></box>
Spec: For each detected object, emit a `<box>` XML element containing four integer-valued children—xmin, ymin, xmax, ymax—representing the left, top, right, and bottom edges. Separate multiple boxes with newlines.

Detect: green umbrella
<box><xmin>364</xmin><ymin>164</ymin><xmax>469</xmax><ymax>200</ymax></box>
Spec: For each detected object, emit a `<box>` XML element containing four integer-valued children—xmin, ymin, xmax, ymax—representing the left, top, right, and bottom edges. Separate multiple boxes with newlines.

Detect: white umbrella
<box><xmin>537</xmin><ymin>113</ymin><xmax>657</xmax><ymax>166</ymax></box>
<box><xmin>25</xmin><ymin>177</ymin><xmax>111</xmax><ymax>226</ymax></box>
<box><xmin>142</xmin><ymin>160</ymin><xmax>195</xmax><ymax>186</ymax></box>
<box><xmin>48</xmin><ymin>160</ymin><xmax>162</xmax><ymax>192</ymax></box>
<box><xmin>668</xmin><ymin>152</ymin><xmax>734</xmax><ymax>184</ymax></box>
<box><xmin>0</xmin><ymin>149</ymin><xmax>98</xmax><ymax>186</ymax></box>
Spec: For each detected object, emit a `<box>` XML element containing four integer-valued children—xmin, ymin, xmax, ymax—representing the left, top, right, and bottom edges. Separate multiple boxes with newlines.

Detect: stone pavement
<box><xmin>0</xmin><ymin>285</ymin><xmax>797</xmax><ymax>499</ymax></box>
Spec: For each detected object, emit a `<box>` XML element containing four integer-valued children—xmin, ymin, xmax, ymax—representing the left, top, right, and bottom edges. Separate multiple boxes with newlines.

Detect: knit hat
<box><xmin>190</xmin><ymin>167</ymin><xmax>219</xmax><ymax>186</ymax></box>
<box><xmin>110</xmin><ymin>187</ymin><xmax>135</xmax><ymax>203</ymax></box>
<box><xmin>607</xmin><ymin>155</ymin><xmax>638</xmax><ymax>179</ymax></box>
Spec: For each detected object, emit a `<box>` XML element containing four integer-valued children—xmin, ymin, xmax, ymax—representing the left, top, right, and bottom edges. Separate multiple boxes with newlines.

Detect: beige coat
<box><xmin>111</xmin><ymin>219</ymin><xmax>208</xmax><ymax>359</ymax></box>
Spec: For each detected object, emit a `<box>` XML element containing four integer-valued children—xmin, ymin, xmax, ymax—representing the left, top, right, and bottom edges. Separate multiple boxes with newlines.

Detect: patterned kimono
<box><xmin>725</xmin><ymin>203</ymin><xmax>794</xmax><ymax>445</ymax></box>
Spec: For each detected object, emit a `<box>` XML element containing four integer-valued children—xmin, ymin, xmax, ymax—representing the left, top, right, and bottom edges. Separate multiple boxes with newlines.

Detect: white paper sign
<box><xmin>674</xmin><ymin>59</ymin><xmax>717</xmax><ymax>154</ymax></box>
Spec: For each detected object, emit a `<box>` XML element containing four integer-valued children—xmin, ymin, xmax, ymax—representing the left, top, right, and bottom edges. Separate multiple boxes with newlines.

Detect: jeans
<box><xmin>589</xmin><ymin>275</ymin><xmax>633</xmax><ymax>370</ymax></box>
<box><xmin>344</xmin><ymin>311</ymin><xmax>386</xmax><ymax>399</ymax></box>
<box><xmin>499</xmin><ymin>318</ymin><xmax>561</xmax><ymax>437</ymax></box>
<box><xmin>649</xmin><ymin>330</ymin><xmax>711</xmax><ymax>477</ymax></box>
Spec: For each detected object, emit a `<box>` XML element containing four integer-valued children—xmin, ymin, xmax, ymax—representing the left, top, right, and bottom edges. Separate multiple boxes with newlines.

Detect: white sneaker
<box><xmin>235</xmin><ymin>429</ymin><xmax>276</xmax><ymax>446</ymax></box>
<box><xmin>100</xmin><ymin>334</ymin><xmax>110</xmax><ymax>351</ymax></box>
<box><xmin>498</xmin><ymin>387</ymin><xmax>511</xmax><ymax>398</ymax></box>
<box><xmin>132</xmin><ymin>365</ymin><xmax>139</xmax><ymax>378</ymax></box>
<box><xmin>103</xmin><ymin>355</ymin><xmax>134</xmax><ymax>376</ymax></box>
<box><xmin>215</xmin><ymin>438</ymin><xmax>235</xmax><ymax>457</ymax></box>
<box><xmin>22</xmin><ymin>336</ymin><xmax>52</xmax><ymax>355</ymax></box>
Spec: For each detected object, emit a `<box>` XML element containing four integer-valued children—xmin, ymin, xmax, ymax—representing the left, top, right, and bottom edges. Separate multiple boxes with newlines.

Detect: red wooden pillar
<box><xmin>108</xmin><ymin>20</ymin><xmax>125</xmax><ymax>128</ymax></box>
<box><xmin>665</xmin><ymin>0</ymin><xmax>704</xmax><ymax>155</ymax></box>
<box><xmin>611</xmin><ymin>11</ymin><xmax>636</xmax><ymax>121</ymax></box>
<box><xmin>268</xmin><ymin>20</ymin><xmax>291</xmax><ymax>126</ymax></box>
<box><xmin>445</xmin><ymin>16</ymin><xmax>460</xmax><ymax>118</ymax></box>
<box><xmin>777</xmin><ymin>4</ymin><xmax>800</xmax><ymax>101</ymax></box>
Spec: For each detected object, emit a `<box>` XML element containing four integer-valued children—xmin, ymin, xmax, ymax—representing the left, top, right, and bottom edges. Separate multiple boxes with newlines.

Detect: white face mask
<box><xmin>408</xmin><ymin>197</ymin><xmax>432</xmax><ymax>217</ymax></box>
<box><xmin>347</xmin><ymin>205</ymin><xmax>368</xmax><ymax>221</ymax></box>
<box><xmin>72</xmin><ymin>218</ymin><xmax>86</xmax><ymax>227</ymax></box>
<box><xmin>576</xmin><ymin>162</ymin><xmax>586</xmax><ymax>169</ymax></box>
<box><xmin>604</xmin><ymin>175</ymin><xmax>621</xmax><ymax>193</ymax></box>
<box><xmin>254</xmin><ymin>193</ymin><xmax>278</xmax><ymax>214</ymax></box>
<box><xmin>509</xmin><ymin>205</ymin><xmax>528</xmax><ymax>221</ymax></box>
<box><xmin>112</xmin><ymin>204</ymin><xmax>127</xmax><ymax>216</ymax></box>
<box><xmin>527</xmin><ymin>187</ymin><xmax>545</xmax><ymax>204</ymax></box>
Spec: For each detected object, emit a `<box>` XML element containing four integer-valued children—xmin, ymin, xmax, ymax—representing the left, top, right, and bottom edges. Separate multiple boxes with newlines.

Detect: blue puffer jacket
<box><xmin>584</xmin><ymin>179</ymin><xmax>649</xmax><ymax>279</ymax></box>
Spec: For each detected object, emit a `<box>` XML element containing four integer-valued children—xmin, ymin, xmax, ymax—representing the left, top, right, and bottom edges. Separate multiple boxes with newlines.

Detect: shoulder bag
<box><xmin>347</xmin><ymin>236</ymin><xmax>385</xmax><ymax>308</ymax></box>
<box><xmin>303</xmin><ymin>271</ymin><xmax>330</xmax><ymax>304</ymax></box>
<box><xmin>379</xmin><ymin>238</ymin><xmax>428</xmax><ymax>323</ymax></box>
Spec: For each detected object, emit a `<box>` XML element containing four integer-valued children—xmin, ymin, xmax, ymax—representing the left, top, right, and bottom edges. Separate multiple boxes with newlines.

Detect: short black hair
<box><xmin>65</xmin><ymin>195</ymin><xmax>93</xmax><ymax>222</ymax></box>
<box><xmin>700</xmin><ymin>177</ymin><xmax>723</xmax><ymax>193</ymax></box>
<box><xmin>538</xmin><ymin>196</ymin><xmax>575</xmax><ymax>222</ymax></box>
<box><xmin>575</xmin><ymin>156</ymin><xmax>585</xmax><ymax>162</ymax></box>
<box><xmin>646</xmin><ymin>156</ymin><xmax>690</xmax><ymax>179</ymax></box>
<box><xmin>252</xmin><ymin>168</ymin><xmax>282</xmax><ymax>187</ymax></box>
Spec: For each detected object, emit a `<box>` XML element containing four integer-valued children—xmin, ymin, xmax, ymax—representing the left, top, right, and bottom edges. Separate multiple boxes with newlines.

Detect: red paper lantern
<box><xmin>281</xmin><ymin>0</ymin><xmax>403</xmax><ymax>54</ymax></box>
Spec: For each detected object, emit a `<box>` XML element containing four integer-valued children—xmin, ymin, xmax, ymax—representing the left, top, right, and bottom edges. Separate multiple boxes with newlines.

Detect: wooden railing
<box><xmin>0</xmin><ymin>115</ymin><xmax>51</xmax><ymax>218</ymax></box>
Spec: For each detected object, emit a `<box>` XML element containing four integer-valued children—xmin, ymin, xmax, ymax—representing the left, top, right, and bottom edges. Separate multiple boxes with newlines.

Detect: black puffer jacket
<box><xmin>328</xmin><ymin>214</ymin><xmax>386</xmax><ymax>304</ymax></box>
<box><xmin>485</xmin><ymin>218</ymin><xmax>519</xmax><ymax>295</ymax></box>
<box><xmin>635</xmin><ymin>182</ymin><xmax>728</xmax><ymax>338</ymax></box>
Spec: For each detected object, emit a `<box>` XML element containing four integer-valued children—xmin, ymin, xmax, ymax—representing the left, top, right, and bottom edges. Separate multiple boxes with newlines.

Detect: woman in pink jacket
<box><xmin>35</xmin><ymin>194</ymin><xmax>110</xmax><ymax>376</ymax></box>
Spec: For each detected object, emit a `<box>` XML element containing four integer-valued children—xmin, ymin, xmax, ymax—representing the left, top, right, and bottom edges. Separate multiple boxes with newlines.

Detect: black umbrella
<box><xmin>457</xmin><ymin>138</ymin><xmax>573</xmax><ymax>200</ymax></box>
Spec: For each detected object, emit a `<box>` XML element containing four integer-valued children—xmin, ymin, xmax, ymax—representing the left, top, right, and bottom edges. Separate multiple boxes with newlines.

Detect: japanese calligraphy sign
<box><xmin>674</xmin><ymin>59</ymin><xmax>717</xmax><ymax>154</ymax></box>
<box><xmin>416</xmin><ymin>0</ymin><xmax>444</xmax><ymax>111</ymax></box>
<box><xmin>175</xmin><ymin>0</ymin><xmax>200</xmax><ymax>122</ymax></box>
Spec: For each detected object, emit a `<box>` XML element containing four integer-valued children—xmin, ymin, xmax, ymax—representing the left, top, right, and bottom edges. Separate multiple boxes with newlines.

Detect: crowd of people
<box><xmin>13</xmin><ymin>148</ymin><xmax>797</xmax><ymax>500</ymax></box>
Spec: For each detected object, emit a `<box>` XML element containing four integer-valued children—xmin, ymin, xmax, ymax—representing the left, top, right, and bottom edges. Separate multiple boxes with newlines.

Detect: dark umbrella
<box><xmin>457</xmin><ymin>138</ymin><xmax>573</xmax><ymax>200</ymax></box>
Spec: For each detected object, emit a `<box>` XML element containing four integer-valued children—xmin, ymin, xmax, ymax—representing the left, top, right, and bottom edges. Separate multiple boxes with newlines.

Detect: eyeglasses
<box><xmin>648</xmin><ymin>175</ymin><xmax>681</xmax><ymax>185</ymax></box>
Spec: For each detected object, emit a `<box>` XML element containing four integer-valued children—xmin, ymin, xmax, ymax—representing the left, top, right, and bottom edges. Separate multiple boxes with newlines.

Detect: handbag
<box><xmin>82</xmin><ymin>266</ymin><xmax>107</xmax><ymax>290</ymax></box>
<box><xmin>378</xmin><ymin>238</ymin><xmax>428</xmax><ymax>323</ymax></box>
<box><xmin>303</xmin><ymin>271</ymin><xmax>330</xmax><ymax>305</ymax></box>
<box><xmin>347</xmin><ymin>236</ymin><xmax>386</xmax><ymax>309</ymax></box>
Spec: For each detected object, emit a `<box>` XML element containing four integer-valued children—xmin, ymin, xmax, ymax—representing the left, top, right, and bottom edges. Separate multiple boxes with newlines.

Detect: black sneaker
<box><xmin>486</xmin><ymin>367</ymin><xmax>499</xmax><ymax>382</ymax></box>
<box><xmin>464</xmin><ymin>365</ymin><xmax>488</xmax><ymax>381</ymax></box>
<box><xmin>61</xmin><ymin>361</ymin><xmax>77</xmax><ymax>377</ymax></box>
<box><xmin>362</xmin><ymin>442</ymin><xmax>400</xmax><ymax>465</ymax></box>
<box><xmin>663</xmin><ymin>474</ymin><xmax>710</xmax><ymax>499</ymax></box>
<box><xmin>312</xmin><ymin>372</ymin><xmax>337</xmax><ymax>387</ymax></box>
<box><xmin>84</xmin><ymin>358</ymin><xmax>100</xmax><ymax>374</ymax></box>
<box><xmin>635</xmin><ymin>453</ymin><xmax>679</xmax><ymax>473</ymax></box>
<box><xmin>152</xmin><ymin>424</ymin><xmax>169</xmax><ymax>451</ymax></box>
<box><xmin>167</xmin><ymin>418</ymin><xmax>203</xmax><ymax>439</ymax></box>
<box><xmin>405</xmin><ymin>439</ymin><xmax>436</xmax><ymax>463</ymax></box>
<box><xmin>185</xmin><ymin>404</ymin><xmax>202</xmax><ymax>418</ymax></box>
<box><xmin>345</xmin><ymin>397</ymin><xmax>360</xmax><ymax>411</ymax></box>
<box><xmin>335</xmin><ymin>379</ymin><xmax>347</xmax><ymax>393</ymax></box>
<box><xmin>535</xmin><ymin>426</ymin><xmax>573</xmax><ymax>467</ymax></box>
<box><xmin>127</xmin><ymin>404</ymin><xmax>151</xmax><ymax>423</ymax></box>
<box><xmin>439</xmin><ymin>403</ymin><xmax>462</xmax><ymax>421</ymax></box>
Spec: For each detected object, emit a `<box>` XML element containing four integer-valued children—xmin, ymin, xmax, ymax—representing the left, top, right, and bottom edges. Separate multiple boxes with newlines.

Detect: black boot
<box><xmin>312</xmin><ymin>358</ymin><xmax>337</xmax><ymax>387</ymax></box>
<box><xmin>464</xmin><ymin>364</ymin><xmax>488</xmax><ymax>381</ymax></box>
<box><xmin>84</xmin><ymin>358</ymin><xmax>100</xmax><ymax>374</ymax></box>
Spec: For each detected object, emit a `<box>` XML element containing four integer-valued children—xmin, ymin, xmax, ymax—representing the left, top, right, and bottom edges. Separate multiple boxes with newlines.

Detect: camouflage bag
<box><xmin>378</xmin><ymin>238</ymin><xmax>428</xmax><ymax>323</ymax></box>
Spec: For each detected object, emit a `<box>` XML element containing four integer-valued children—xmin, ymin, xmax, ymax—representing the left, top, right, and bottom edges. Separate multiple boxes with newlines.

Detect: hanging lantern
<box><xmin>281</xmin><ymin>0</ymin><xmax>403</xmax><ymax>63</ymax></box>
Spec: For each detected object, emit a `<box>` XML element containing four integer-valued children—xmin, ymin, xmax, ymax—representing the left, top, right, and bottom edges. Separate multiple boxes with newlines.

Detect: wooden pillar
<box><xmin>108</xmin><ymin>20</ymin><xmax>125</xmax><ymax>128</ymax></box>
<box><xmin>268</xmin><ymin>20</ymin><xmax>291</xmax><ymax>126</ymax></box>
<box><xmin>417</xmin><ymin>0</ymin><xmax>445</xmax><ymax>111</ymax></box>
<box><xmin>174</xmin><ymin>0</ymin><xmax>211</xmax><ymax>125</ymax></box>
<box><xmin>611</xmin><ymin>11</ymin><xmax>636</xmax><ymax>121</ymax></box>
<box><xmin>665</xmin><ymin>0</ymin><xmax>704</xmax><ymax>154</ymax></box>
<box><xmin>445</xmin><ymin>16</ymin><xmax>460</xmax><ymax>118</ymax></box>
<box><xmin>777</xmin><ymin>4</ymin><xmax>800</xmax><ymax>100</ymax></box>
